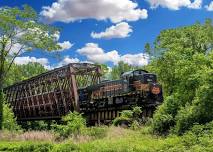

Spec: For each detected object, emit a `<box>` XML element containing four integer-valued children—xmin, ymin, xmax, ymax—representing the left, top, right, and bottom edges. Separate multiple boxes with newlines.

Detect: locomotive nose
<box><xmin>150</xmin><ymin>83</ymin><xmax>161</xmax><ymax>95</ymax></box>
<box><xmin>149</xmin><ymin>83</ymin><xmax>163</xmax><ymax>104</ymax></box>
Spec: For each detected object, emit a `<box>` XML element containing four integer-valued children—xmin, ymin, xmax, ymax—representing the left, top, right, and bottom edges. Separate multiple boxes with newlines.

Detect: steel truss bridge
<box><xmin>4</xmin><ymin>63</ymin><xmax>101</xmax><ymax>121</ymax></box>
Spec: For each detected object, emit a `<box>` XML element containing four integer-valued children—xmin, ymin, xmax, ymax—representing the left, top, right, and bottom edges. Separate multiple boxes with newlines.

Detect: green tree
<box><xmin>5</xmin><ymin>62</ymin><xmax>47</xmax><ymax>86</ymax></box>
<box><xmin>0</xmin><ymin>5</ymin><xmax>61</xmax><ymax>129</ymax></box>
<box><xmin>149</xmin><ymin>19</ymin><xmax>213</xmax><ymax>134</ymax></box>
<box><xmin>53</xmin><ymin>112</ymin><xmax>86</xmax><ymax>138</ymax></box>
<box><xmin>111</xmin><ymin>61</ymin><xmax>135</xmax><ymax>80</ymax></box>
<box><xmin>2</xmin><ymin>102</ymin><xmax>21</xmax><ymax>131</ymax></box>
<box><xmin>174</xmin><ymin>63</ymin><xmax>213</xmax><ymax>134</ymax></box>
<box><xmin>0</xmin><ymin>93</ymin><xmax>20</xmax><ymax>131</ymax></box>
<box><xmin>94</xmin><ymin>63</ymin><xmax>109</xmax><ymax>80</ymax></box>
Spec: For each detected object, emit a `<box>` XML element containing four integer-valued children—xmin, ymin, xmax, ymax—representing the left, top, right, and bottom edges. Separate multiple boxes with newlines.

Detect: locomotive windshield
<box><xmin>132</xmin><ymin>70</ymin><xmax>157</xmax><ymax>83</ymax></box>
<box><xmin>120</xmin><ymin>69</ymin><xmax>157</xmax><ymax>83</ymax></box>
<box><xmin>143</xmin><ymin>74</ymin><xmax>157</xmax><ymax>83</ymax></box>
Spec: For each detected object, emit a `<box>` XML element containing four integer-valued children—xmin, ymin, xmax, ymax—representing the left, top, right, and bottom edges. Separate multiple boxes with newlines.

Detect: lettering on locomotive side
<box><xmin>103</xmin><ymin>84</ymin><xmax>123</xmax><ymax>92</ymax></box>
<box><xmin>133</xmin><ymin>81</ymin><xmax>150</xmax><ymax>91</ymax></box>
<box><xmin>92</xmin><ymin>84</ymin><xmax>123</xmax><ymax>98</ymax></box>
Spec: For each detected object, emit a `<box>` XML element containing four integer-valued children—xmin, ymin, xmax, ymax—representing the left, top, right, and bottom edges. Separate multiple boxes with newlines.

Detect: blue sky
<box><xmin>0</xmin><ymin>0</ymin><xmax>212</xmax><ymax>68</ymax></box>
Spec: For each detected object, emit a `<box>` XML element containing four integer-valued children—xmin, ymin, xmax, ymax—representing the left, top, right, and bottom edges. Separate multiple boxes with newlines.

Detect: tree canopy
<box><xmin>148</xmin><ymin>19</ymin><xmax>213</xmax><ymax>134</ymax></box>
<box><xmin>0</xmin><ymin>5</ymin><xmax>61</xmax><ymax>129</ymax></box>
<box><xmin>111</xmin><ymin>61</ymin><xmax>136</xmax><ymax>80</ymax></box>
<box><xmin>5</xmin><ymin>62</ymin><xmax>47</xmax><ymax>87</ymax></box>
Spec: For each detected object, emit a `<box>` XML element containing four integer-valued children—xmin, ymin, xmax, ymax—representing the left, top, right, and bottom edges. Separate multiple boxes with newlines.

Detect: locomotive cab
<box><xmin>133</xmin><ymin>70</ymin><xmax>157</xmax><ymax>84</ymax></box>
<box><xmin>121</xmin><ymin>69</ymin><xmax>157</xmax><ymax>86</ymax></box>
<box><xmin>121</xmin><ymin>69</ymin><xmax>163</xmax><ymax>103</ymax></box>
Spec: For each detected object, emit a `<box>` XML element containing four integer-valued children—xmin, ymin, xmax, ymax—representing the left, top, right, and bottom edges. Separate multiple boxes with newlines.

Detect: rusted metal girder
<box><xmin>4</xmin><ymin>63</ymin><xmax>101</xmax><ymax>121</ymax></box>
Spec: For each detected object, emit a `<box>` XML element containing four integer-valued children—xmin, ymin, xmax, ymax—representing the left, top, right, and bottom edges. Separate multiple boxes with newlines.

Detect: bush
<box><xmin>22</xmin><ymin>120</ymin><xmax>56</xmax><ymax>131</ymax></box>
<box><xmin>152</xmin><ymin>71</ymin><xmax>213</xmax><ymax>135</ymax></box>
<box><xmin>155</xmin><ymin>122</ymin><xmax>213</xmax><ymax>151</ymax></box>
<box><xmin>174</xmin><ymin>105</ymin><xmax>197</xmax><ymax>134</ymax></box>
<box><xmin>132</xmin><ymin>106</ymin><xmax>142</xmax><ymax>118</ymax></box>
<box><xmin>174</xmin><ymin>71</ymin><xmax>213</xmax><ymax>134</ymax></box>
<box><xmin>52</xmin><ymin>111</ymin><xmax>86</xmax><ymax>138</ymax></box>
<box><xmin>113</xmin><ymin>110</ymin><xmax>132</xmax><ymax>126</ymax></box>
<box><xmin>2</xmin><ymin>102</ymin><xmax>21</xmax><ymax>131</ymax></box>
<box><xmin>152</xmin><ymin>95</ymin><xmax>178</xmax><ymax>134</ymax></box>
<box><xmin>130</xmin><ymin>120</ymin><xmax>140</xmax><ymax>130</ymax></box>
<box><xmin>113</xmin><ymin>107</ymin><xmax>142</xmax><ymax>128</ymax></box>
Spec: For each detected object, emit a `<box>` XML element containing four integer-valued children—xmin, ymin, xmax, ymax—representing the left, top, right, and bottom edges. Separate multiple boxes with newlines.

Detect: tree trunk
<box><xmin>0</xmin><ymin>76</ymin><xmax>4</xmax><ymax>130</ymax></box>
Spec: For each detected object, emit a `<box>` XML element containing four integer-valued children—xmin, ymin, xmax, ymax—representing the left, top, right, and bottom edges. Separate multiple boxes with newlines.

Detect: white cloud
<box><xmin>91</xmin><ymin>22</ymin><xmax>133</xmax><ymax>39</ymax></box>
<box><xmin>188</xmin><ymin>0</ymin><xmax>202</xmax><ymax>9</ymax></box>
<box><xmin>7</xmin><ymin>40</ymin><xmax>73</xmax><ymax>54</ymax></box>
<box><xmin>77</xmin><ymin>43</ymin><xmax>120</xmax><ymax>64</ymax></box>
<box><xmin>146</xmin><ymin>0</ymin><xmax>202</xmax><ymax>10</ymax></box>
<box><xmin>120</xmin><ymin>53</ymin><xmax>149</xmax><ymax>66</ymax></box>
<box><xmin>40</xmin><ymin>0</ymin><xmax>148</xmax><ymax>23</ymax></box>
<box><xmin>77</xmin><ymin>43</ymin><xmax>149</xmax><ymax>66</ymax></box>
<box><xmin>52</xmin><ymin>31</ymin><xmax>74</xmax><ymax>51</ymax></box>
<box><xmin>57</xmin><ymin>56</ymin><xmax>80</xmax><ymax>67</ymax></box>
<box><xmin>205</xmin><ymin>1</ymin><xmax>213</xmax><ymax>11</ymax></box>
<box><xmin>56</xmin><ymin>56</ymin><xmax>93</xmax><ymax>68</ymax></box>
<box><xmin>14</xmin><ymin>56</ymin><xmax>50</xmax><ymax>69</ymax></box>
<box><xmin>57</xmin><ymin>41</ymin><xmax>73</xmax><ymax>51</ymax></box>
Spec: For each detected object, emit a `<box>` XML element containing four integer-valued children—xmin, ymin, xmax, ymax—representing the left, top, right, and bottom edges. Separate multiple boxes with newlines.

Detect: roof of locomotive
<box><xmin>121</xmin><ymin>69</ymin><xmax>149</xmax><ymax>78</ymax></box>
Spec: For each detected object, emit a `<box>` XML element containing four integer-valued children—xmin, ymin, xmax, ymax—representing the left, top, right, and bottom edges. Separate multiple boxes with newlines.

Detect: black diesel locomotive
<box><xmin>79</xmin><ymin>69</ymin><xmax>163</xmax><ymax>124</ymax></box>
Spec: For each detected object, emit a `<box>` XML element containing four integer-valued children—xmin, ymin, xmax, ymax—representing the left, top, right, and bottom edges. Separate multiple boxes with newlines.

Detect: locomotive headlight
<box><xmin>151</xmin><ymin>86</ymin><xmax>161</xmax><ymax>95</ymax></box>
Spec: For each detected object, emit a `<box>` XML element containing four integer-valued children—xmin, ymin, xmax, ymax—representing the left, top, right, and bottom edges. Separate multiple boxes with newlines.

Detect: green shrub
<box><xmin>22</xmin><ymin>120</ymin><xmax>56</xmax><ymax>131</ymax></box>
<box><xmin>151</xmin><ymin>96</ymin><xmax>177</xmax><ymax>134</ymax></box>
<box><xmin>113</xmin><ymin>107</ymin><xmax>143</xmax><ymax>129</ymax></box>
<box><xmin>174</xmin><ymin>105</ymin><xmax>197</xmax><ymax>134</ymax></box>
<box><xmin>52</xmin><ymin>111</ymin><xmax>86</xmax><ymax>138</ymax></box>
<box><xmin>132</xmin><ymin>106</ymin><xmax>142</xmax><ymax>117</ymax></box>
<box><xmin>153</xmin><ymin>83</ymin><xmax>213</xmax><ymax>135</ymax></box>
<box><xmin>113</xmin><ymin>110</ymin><xmax>132</xmax><ymax>126</ymax></box>
<box><xmin>130</xmin><ymin>120</ymin><xmax>140</xmax><ymax>130</ymax></box>
<box><xmin>2</xmin><ymin>102</ymin><xmax>21</xmax><ymax>131</ymax></box>
<box><xmin>188</xmin><ymin>121</ymin><xmax>213</xmax><ymax>138</ymax></box>
<box><xmin>120</xmin><ymin>110</ymin><xmax>133</xmax><ymax>118</ymax></box>
<box><xmin>174</xmin><ymin>72</ymin><xmax>213</xmax><ymax>134</ymax></box>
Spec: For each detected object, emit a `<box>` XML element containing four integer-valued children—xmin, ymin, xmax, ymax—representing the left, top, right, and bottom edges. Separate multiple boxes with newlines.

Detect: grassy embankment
<box><xmin>0</xmin><ymin>125</ymin><xmax>212</xmax><ymax>152</ymax></box>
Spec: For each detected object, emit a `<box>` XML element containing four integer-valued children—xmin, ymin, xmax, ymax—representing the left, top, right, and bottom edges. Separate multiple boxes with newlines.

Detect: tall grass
<box><xmin>0</xmin><ymin>130</ymin><xmax>55</xmax><ymax>142</ymax></box>
<box><xmin>0</xmin><ymin>124</ymin><xmax>212</xmax><ymax>152</ymax></box>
